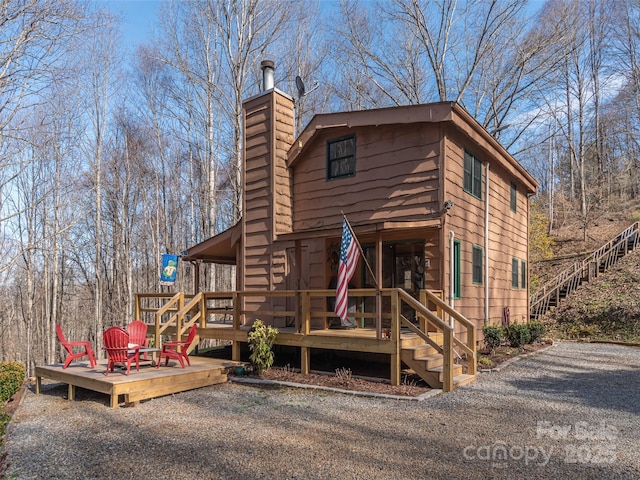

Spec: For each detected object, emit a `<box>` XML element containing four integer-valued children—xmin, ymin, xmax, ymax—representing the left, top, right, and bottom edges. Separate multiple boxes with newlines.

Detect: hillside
<box><xmin>531</xmin><ymin>214</ymin><xmax>633</xmax><ymax>288</ymax></box>
<box><xmin>532</xmin><ymin>210</ymin><xmax>640</xmax><ymax>343</ymax></box>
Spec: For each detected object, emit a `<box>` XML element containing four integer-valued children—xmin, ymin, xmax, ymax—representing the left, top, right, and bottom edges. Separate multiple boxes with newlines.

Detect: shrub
<box><xmin>478</xmin><ymin>356</ymin><xmax>493</xmax><ymax>367</ymax></box>
<box><xmin>482</xmin><ymin>325</ymin><xmax>504</xmax><ymax>352</ymax></box>
<box><xmin>335</xmin><ymin>367</ymin><xmax>352</xmax><ymax>386</ymax></box>
<box><xmin>527</xmin><ymin>321</ymin><xmax>546</xmax><ymax>343</ymax></box>
<box><xmin>505</xmin><ymin>324</ymin><xmax>531</xmax><ymax>349</ymax></box>
<box><xmin>529</xmin><ymin>207</ymin><xmax>555</xmax><ymax>263</ymax></box>
<box><xmin>248</xmin><ymin>320</ymin><xmax>278</xmax><ymax>375</ymax></box>
<box><xmin>0</xmin><ymin>361</ymin><xmax>26</xmax><ymax>404</ymax></box>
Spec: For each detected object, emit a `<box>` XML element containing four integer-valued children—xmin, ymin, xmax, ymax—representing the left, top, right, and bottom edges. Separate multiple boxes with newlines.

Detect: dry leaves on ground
<box><xmin>255</xmin><ymin>368</ymin><xmax>431</xmax><ymax>397</ymax></box>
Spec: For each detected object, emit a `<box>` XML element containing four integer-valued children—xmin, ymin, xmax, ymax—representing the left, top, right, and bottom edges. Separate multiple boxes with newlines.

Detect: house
<box><xmin>176</xmin><ymin>60</ymin><xmax>538</xmax><ymax>389</ymax></box>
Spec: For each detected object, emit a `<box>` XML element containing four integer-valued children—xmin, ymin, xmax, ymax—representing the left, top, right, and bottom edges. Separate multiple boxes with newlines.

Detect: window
<box><xmin>327</xmin><ymin>136</ymin><xmax>356</xmax><ymax>179</ymax></box>
<box><xmin>512</xmin><ymin>258</ymin><xmax>519</xmax><ymax>288</ymax></box>
<box><xmin>510</xmin><ymin>182</ymin><xmax>517</xmax><ymax>212</ymax></box>
<box><xmin>510</xmin><ymin>258</ymin><xmax>527</xmax><ymax>289</ymax></box>
<box><xmin>472</xmin><ymin>246</ymin><xmax>483</xmax><ymax>284</ymax></box>
<box><xmin>453</xmin><ymin>240</ymin><xmax>461</xmax><ymax>299</ymax></box>
<box><xmin>464</xmin><ymin>150</ymin><xmax>482</xmax><ymax>199</ymax></box>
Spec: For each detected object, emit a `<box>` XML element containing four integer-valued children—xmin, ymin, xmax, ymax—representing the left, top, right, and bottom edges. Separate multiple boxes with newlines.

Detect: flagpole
<box><xmin>340</xmin><ymin>211</ymin><xmax>383</xmax><ymax>338</ymax></box>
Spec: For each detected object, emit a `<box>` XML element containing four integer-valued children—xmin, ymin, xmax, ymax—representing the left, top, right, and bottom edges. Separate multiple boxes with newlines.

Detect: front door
<box><xmin>361</xmin><ymin>240</ymin><xmax>425</xmax><ymax>326</ymax></box>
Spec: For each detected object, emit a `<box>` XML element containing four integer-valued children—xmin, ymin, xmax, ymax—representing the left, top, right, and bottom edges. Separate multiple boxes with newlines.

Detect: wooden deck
<box><xmin>35</xmin><ymin>357</ymin><xmax>241</xmax><ymax>408</ymax></box>
<box><xmin>136</xmin><ymin>288</ymin><xmax>477</xmax><ymax>391</ymax></box>
<box><xmin>196</xmin><ymin>323</ymin><xmax>429</xmax><ymax>351</ymax></box>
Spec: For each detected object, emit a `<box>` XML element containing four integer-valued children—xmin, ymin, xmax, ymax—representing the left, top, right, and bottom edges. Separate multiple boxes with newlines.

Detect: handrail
<box><xmin>152</xmin><ymin>292</ymin><xmax>183</xmax><ymax>349</ymax></box>
<box><xmin>397</xmin><ymin>288</ymin><xmax>476</xmax><ymax>391</ymax></box>
<box><xmin>396</xmin><ymin>289</ymin><xmax>454</xmax><ymax>390</ymax></box>
<box><xmin>155</xmin><ymin>293</ymin><xmax>203</xmax><ymax>349</ymax></box>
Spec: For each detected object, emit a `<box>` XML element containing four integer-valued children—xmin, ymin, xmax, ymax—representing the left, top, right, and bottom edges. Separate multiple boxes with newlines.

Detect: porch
<box><xmin>135</xmin><ymin>288</ymin><xmax>477</xmax><ymax>391</ymax></box>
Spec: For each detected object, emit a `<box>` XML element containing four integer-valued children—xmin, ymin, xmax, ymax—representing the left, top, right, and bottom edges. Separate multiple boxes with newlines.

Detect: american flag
<box><xmin>335</xmin><ymin>219</ymin><xmax>360</xmax><ymax>324</ymax></box>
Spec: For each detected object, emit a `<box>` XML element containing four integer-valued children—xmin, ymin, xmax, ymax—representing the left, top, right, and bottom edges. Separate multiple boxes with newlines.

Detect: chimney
<box><xmin>261</xmin><ymin>60</ymin><xmax>274</xmax><ymax>91</ymax></box>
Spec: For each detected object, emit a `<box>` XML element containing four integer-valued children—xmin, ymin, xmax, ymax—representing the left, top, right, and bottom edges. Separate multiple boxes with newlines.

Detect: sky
<box><xmin>96</xmin><ymin>0</ymin><xmax>164</xmax><ymax>51</ymax></box>
<box><xmin>98</xmin><ymin>0</ymin><xmax>545</xmax><ymax>55</ymax></box>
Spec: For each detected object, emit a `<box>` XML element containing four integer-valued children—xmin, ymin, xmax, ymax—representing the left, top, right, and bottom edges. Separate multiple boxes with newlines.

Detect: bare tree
<box><xmin>75</xmin><ymin>9</ymin><xmax>122</xmax><ymax>349</ymax></box>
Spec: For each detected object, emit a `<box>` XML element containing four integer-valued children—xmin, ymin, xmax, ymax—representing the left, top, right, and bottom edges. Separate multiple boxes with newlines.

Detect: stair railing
<box><xmin>148</xmin><ymin>292</ymin><xmax>204</xmax><ymax>350</ymax></box>
<box><xmin>396</xmin><ymin>289</ymin><xmax>476</xmax><ymax>392</ymax></box>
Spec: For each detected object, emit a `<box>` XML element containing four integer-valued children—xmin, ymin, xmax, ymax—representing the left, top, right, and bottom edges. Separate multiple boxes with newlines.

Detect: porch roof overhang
<box><xmin>277</xmin><ymin>218</ymin><xmax>442</xmax><ymax>242</ymax></box>
<box><xmin>181</xmin><ymin>221</ymin><xmax>242</xmax><ymax>265</ymax></box>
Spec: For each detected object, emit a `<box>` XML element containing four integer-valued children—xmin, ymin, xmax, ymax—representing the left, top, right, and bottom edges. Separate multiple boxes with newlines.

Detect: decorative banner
<box><xmin>159</xmin><ymin>254</ymin><xmax>179</xmax><ymax>286</ymax></box>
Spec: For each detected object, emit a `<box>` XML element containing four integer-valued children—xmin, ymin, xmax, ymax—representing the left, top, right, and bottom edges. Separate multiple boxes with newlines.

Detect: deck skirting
<box><xmin>35</xmin><ymin>357</ymin><xmax>239</xmax><ymax>407</ymax></box>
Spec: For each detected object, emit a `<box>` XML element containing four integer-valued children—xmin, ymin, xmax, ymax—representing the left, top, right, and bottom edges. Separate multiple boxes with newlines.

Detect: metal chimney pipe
<box><xmin>261</xmin><ymin>60</ymin><xmax>274</xmax><ymax>91</ymax></box>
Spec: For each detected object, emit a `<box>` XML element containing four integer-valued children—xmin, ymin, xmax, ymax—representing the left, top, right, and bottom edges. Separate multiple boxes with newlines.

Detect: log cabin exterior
<box><xmin>154</xmin><ymin>64</ymin><xmax>538</xmax><ymax>390</ymax></box>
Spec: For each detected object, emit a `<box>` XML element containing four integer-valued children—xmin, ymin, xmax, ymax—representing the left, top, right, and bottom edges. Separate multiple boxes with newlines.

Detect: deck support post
<box><xmin>301</xmin><ymin>346</ymin><xmax>310</xmax><ymax>375</ymax></box>
<box><xmin>390</xmin><ymin>290</ymin><xmax>401</xmax><ymax>386</ymax></box>
<box><xmin>232</xmin><ymin>341</ymin><xmax>241</xmax><ymax>362</ymax></box>
<box><xmin>376</xmin><ymin>233</ymin><xmax>383</xmax><ymax>339</ymax></box>
<box><xmin>443</xmin><ymin>330</ymin><xmax>454</xmax><ymax>392</ymax></box>
<box><xmin>295</xmin><ymin>240</ymin><xmax>302</xmax><ymax>333</ymax></box>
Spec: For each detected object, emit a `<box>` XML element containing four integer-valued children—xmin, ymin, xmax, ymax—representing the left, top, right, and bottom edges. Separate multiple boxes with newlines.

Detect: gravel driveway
<box><xmin>4</xmin><ymin>341</ymin><xmax>640</xmax><ymax>479</ymax></box>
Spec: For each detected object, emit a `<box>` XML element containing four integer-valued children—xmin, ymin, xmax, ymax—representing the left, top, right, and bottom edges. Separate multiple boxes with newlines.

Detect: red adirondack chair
<box><xmin>157</xmin><ymin>324</ymin><xmax>198</xmax><ymax>368</ymax></box>
<box><xmin>56</xmin><ymin>324</ymin><xmax>97</xmax><ymax>369</ymax></box>
<box><xmin>103</xmin><ymin>326</ymin><xmax>140</xmax><ymax>376</ymax></box>
<box><xmin>126</xmin><ymin>320</ymin><xmax>150</xmax><ymax>359</ymax></box>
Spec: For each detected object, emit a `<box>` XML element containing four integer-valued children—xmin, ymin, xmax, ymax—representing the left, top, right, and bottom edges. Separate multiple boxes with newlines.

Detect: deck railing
<box><xmin>136</xmin><ymin>288</ymin><xmax>474</xmax><ymax>391</ymax></box>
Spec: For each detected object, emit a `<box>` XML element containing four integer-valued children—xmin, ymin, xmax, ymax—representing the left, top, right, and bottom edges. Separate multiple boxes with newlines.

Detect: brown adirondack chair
<box><xmin>56</xmin><ymin>324</ymin><xmax>97</xmax><ymax>369</ymax></box>
<box><xmin>103</xmin><ymin>326</ymin><xmax>140</xmax><ymax>376</ymax></box>
<box><xmin>156</xmin><ymin>324</ymin><xmax>197</xmax><ymax>368</ymax></box>
<box><xmin>126</xmin><ymin>320</ymin><xmax>150</xmax><ymax>359</ymax></box>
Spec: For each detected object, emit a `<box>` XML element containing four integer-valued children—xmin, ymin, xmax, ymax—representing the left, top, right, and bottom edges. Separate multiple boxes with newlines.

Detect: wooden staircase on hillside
<box><xmin>530</xmin><ymin>222</ymin><xmax>640</xmax><ymax>320</ymax></box>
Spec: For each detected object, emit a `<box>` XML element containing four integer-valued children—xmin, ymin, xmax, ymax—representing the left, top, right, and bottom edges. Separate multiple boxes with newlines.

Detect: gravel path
<box><xmin>4</xmin><ymin>341</ymin><xmax>640</xmax><ymax>479</ymax></box>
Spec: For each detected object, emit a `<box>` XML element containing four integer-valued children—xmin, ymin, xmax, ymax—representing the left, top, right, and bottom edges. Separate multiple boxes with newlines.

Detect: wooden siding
<box><xmin>242</xmin><ymin>90</ymin><xmax>295</xmax><ymax>319</ymax></box>
<box><xmin>237</xmin><ymin>95</ymin><xmax>535</xmax><ymax>336</ymax></box>
<box><xmin>487</xmin><ymin>159</ymin><xmax>529</xmax><ymax>324</ymax></box>
<box><xmin>292</xmin><ymin>123</ymin><xmax>441</xmax><ymax>231</ymax></box>
<box><xmin>443</xmin><ymin>131</ymin><xmax>486</xmax><ymax>331</ymax></box>
<box><xmin>274</xmin><ymin>94</ymin><xmax>295</xmax><ymax>235</ymax></box>
<box><xmin>443</xmin><ymin>128</ymin><xmax>530</xmax><ymax>331</ymax></box>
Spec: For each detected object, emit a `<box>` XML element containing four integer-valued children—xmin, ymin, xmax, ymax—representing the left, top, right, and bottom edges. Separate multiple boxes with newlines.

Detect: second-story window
<box><xmin>327</xmin><ymin>135</ymin><xmax>356</xmax><ymax>180</ymax></box>
<box><xmin>464</xmin><ymin>150</ymin><xmax>482</xmax><ymax>199</ymax></box>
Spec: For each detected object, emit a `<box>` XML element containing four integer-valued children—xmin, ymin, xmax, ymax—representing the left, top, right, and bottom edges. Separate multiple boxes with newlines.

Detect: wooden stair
<box><xmin>530</xmin><ymin>222</ymin><xmax>640</xmax><ymax>320</ymax></box>
<box><xmin>401</xmin><ymin>343</ymin><xmax>476</xmax><ymax>390</ymax></box>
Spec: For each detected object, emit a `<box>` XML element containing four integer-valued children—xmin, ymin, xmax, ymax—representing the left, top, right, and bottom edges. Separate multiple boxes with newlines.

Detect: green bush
<box><xmin>482</xmin><ymin>325</ymin><xmax>504</xmax><ymax>352</ymax></box>
<box><xmin>527</xmin><ymin>321</ymin><xmax>546</xmax><ymax>343</ymax></box>
<box><xmin>505</xmin><ymin>324</ymin><xmax>531</xmax><ymax>349</ymax></box>
<box><xmin>0</xmin><ymin>361</ymin><xmax>26</xmax><ymax>404</ymax></box>
<box><xmin>248</xmin><ymin>320</ymin><xmax>278</xmax><ymax>375</ymax></box>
